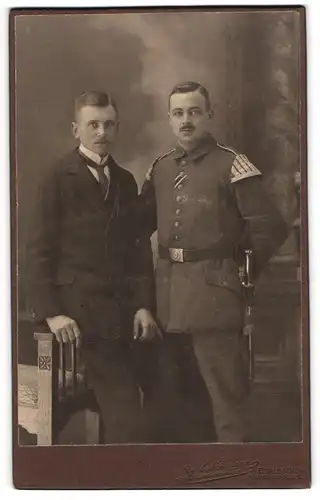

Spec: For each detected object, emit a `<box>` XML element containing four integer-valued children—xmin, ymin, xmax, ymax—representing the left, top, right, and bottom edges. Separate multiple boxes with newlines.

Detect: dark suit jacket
<box><xmin>28</xmin><ymin>148</ymin><xmax>154</xmax><ymax>339</ymax></box>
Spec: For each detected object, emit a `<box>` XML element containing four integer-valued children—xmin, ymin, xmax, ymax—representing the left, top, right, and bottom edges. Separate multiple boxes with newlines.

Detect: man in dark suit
<box><xmin>139</xmin><ymin>81</ymin><xmax>288</xmax><ymax>443</ymax></box>
<box><xmin>28</xmin><ymin>90</ymin><xmax>159</xmax><ymax>444</ymax></box>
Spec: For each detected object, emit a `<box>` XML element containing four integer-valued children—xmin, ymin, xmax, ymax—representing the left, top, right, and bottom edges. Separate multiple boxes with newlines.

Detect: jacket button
<box><xmin>174</xmin><ymin>235</ymin><xmax>180</xmax><ymax>241</ymax></box>
<box><xmin>176</xmin><ymin>195</ymin><xmax>181</xmax><ymax>202</ymax></box>
<box><xmin>177</xmin><ymin>184</ymin><xmax>183</xmax><ymax>190</ymax></box>
<box><xmin>174</xmin><ymin>221</ymin><xmax>180</xmax><ymax>227</ymax></box>
<box><xmin>175</xmin><ymin>208</ymin><xmax>181</xmax><ymax>215</ymax></box>
<box><xmin>180</xmin><ymin>160</ymin><xmax>187</xmax><ymax>167</ymax></box>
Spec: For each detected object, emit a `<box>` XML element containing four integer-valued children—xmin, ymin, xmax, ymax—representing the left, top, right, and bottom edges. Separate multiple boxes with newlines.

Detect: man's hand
<box><xmin>46</xmin><ymin>315</ymin><xmax>82</xmax><ymax>348</ymax></box>
<box><xmin>133</xmin><ymin>309</ymin><xmax>162</xmax><ymax>342</ymax></box>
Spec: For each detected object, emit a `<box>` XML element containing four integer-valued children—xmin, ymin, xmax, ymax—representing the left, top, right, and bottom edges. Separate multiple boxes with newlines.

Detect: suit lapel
<box><xmin>64</xmin><ymin>149</ymin><xmax>121</xmax><ymax>223</ymax></box>
<box><xmin>65</xmin><ymin>149</ymin><xmax>107</xmax><ymax>212</ymax></box>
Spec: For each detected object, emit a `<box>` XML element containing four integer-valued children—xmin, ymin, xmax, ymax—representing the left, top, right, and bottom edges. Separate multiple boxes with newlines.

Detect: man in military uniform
<box><xmin>139</xmin><ymin>81</ymin><xmax>288</xmax><ymax>442</ymax></box>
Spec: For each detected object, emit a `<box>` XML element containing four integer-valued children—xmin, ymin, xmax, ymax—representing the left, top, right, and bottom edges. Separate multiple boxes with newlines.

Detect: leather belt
<box><xmin>158</xmin><ymin>244</ymin><xmax>229</xmax><ymax>263</ymax></box>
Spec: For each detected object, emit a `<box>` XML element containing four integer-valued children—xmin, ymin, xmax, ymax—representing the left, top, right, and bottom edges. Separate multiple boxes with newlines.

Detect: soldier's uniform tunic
<box><xmin>139</xmin><ymin>133</ymin><xmax>288</xmax><ymax>442</ymax></box>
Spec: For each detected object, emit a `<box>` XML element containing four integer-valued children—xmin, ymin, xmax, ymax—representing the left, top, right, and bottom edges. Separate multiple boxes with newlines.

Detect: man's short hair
<box><xmin>169</xmin><ymin>81</ymin><xmax>211</xmax><ymax>111</ymax></box>
<box><xmin>74</xmin><ymin>90</ymin><xmax>118</xmax><ymax>119</ymax></box>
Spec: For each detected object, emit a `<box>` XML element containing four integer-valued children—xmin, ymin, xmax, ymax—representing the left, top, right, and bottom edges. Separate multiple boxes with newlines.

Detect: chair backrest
<box><xmin>34</xmin><ymin>333</ymin><xmax>84</xmax><ymax>444</ymax></box>
<box><xmin>33</xmin><ymin>332</ymin><xmax>58</xmax><ymax>445</ymax></box>
<box><xmin>34</xmin><ymin>332</ymin><xmax>100</xmax><ymax>445</ymax></box>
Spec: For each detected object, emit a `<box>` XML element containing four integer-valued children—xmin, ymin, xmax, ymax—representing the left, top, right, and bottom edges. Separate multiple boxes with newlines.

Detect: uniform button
<box><xmin>180</xmin><ymin>160</ymin><xmax>187</xmax><ymax>167</ymax></box>
<box><xmin>177</xmin><ymin>184</ymin><xmax>183</xmax><ymax>190</ymax></box>
<box><xmin>176</xmin><ymin>195</ymin><xmax>181</xmax><ymax>202</ymax></box>
<box><xmin>174</xmin><ymin>221</ymin><xmax>180</xmax><ymax>227</ymax></box>
<box><xmin>174</xmin><ymin>235</ymin><xmax>180</xmax><ymax>241</ymax></box>
<box><xmin>175</xmin><ymin>208</ymin><xmax>181</xmax><ymax>215</ymax></box>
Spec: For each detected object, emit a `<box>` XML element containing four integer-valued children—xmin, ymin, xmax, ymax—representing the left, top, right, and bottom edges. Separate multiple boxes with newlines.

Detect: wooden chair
<box><xmin>34</xmin><ymin>332</ymin><xmax>102</xmax><ymax>445</ymax></box>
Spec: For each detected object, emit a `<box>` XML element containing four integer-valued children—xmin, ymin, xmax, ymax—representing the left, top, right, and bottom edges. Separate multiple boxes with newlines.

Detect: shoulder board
<box><xmin>145</xmin><ymin>149</ymin><xmax>175</xmax><ymax>181</ymax></box>
<box><xmin>217</xmin><ymin>143</ymin><xmax>261</xmax><ymax>183</ymax></box>
<box><xmin>216</xmin><ymin>142</ymin><xmax>240</xmax><ymax>156</ymax></box>
<box><xmin>230</xmin><ymin>154</ymin><xmax>261</xmax><ymax>183</ymax></box>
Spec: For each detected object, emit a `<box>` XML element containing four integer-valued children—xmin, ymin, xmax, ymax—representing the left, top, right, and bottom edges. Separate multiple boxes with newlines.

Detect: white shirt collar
<box><xmin>79</xmin><ymin>144</ymin><xmax>109</xmax><ymax>166</ymax></box>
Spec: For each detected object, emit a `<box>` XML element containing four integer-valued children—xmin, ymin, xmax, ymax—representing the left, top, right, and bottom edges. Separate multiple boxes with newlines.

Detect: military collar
<box><xmin>173</xmin><ymin>134</ymin><xmax>217</xmax><ymax>162</ymax></box>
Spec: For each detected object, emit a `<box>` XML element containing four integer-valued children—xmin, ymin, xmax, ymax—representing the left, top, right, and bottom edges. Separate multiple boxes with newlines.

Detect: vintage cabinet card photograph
<box><xmin>10</xmin><ymin>6</ymin><xmax>309</xmax><ymax>489</ymax></box>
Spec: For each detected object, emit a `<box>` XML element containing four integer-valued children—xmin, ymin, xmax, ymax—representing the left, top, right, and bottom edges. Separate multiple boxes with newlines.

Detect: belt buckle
<box><xmin>169</xmin><ymin>248</ymin><xmax>184</xmax><ymax>263</ymax></box>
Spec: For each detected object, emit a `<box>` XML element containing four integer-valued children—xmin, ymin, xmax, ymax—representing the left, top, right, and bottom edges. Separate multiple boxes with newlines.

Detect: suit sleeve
<box><xmin>230</xmin><ymin>175</ymin><xmax>289</xmax><ymax>278</ymax></box>
<box><xmin>27</xmin><ymin>166</ymin><xmax>63</xmax><ymax>321</ymax></box>
<box><xmin>124</xmin><ymin>175</ymin><xmax>156</xmax><ymax>314</ymax></box>
<box><xmin>137</xmin><ymin>177</ymin><xmax>157</xmax><ymax>239</ymax></box>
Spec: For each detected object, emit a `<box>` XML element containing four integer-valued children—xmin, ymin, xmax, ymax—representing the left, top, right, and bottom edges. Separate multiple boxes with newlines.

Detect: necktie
<box><xmin>79</xmin><ymin>150</ymin><xmax>109</xmax><ymax>197</ymax></box>
<box><xmin>92</xmin><ymin>164</ymin><xmax>109</xmax><ymax>197</ymax></box>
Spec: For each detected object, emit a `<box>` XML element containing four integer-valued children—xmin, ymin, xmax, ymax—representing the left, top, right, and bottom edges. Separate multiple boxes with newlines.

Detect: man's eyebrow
<box><xmin>171</xmin><ymin>106</ymin><xmax>202</xmax><ymax>111</ymax></box>
<box><xmin>87</xmin><ymin>119</ymin><xmax>116</xmax><ymax>124</ymax></box>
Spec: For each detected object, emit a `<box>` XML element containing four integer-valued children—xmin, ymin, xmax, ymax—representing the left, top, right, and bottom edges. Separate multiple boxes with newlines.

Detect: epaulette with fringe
<box><xmin>217</xmin><ymin>143</ymin><xmax>261</xmax><ymax>184</ymax></box>
<box><xmin>145</xmin><ymin>148</ymin><xmax>175</xmax><ymax>181</ymax></box>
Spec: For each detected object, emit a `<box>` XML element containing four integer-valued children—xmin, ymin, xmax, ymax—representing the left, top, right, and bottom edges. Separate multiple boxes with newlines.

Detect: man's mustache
<box><xmin>180</xmin><ymin>124</ymin><xmax>195</xmax><ymax>131</ymax></box>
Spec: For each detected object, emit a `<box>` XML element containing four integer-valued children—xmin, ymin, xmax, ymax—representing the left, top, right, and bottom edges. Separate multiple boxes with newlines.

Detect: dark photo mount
<box><xmin>10</xmin><ymin>6</ymin><xmax>309</xmax><ymax>489</ymax></box>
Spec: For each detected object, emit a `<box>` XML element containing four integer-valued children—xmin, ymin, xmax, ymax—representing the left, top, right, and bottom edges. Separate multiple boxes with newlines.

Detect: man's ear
<box><xmin>72</xmin><ymin>121</ymin><xmax>79</xmax><ymax>139</ymax></box>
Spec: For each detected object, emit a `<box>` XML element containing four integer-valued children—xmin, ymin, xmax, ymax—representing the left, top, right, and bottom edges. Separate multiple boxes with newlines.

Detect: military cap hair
<box><xmin>74</xmin><ymin>90</ymin><xmax>118</xmax><ymax>118</ymax></box>
<box><xmin>169</xmin><ymin>81</ymin><xmax>211</xmax><ymax>111</ymax></box>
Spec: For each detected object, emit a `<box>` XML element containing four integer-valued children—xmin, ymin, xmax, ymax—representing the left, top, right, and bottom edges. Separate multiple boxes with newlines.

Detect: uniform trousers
<box><xmin>149</xmin><ymin>330</ymin><xmax>250</xmax><ymax>443</ymax></box>
<box><xmin>144</xmin><ymin>334</ymin><xmax>216</xmax><ymax>443</ymax></box>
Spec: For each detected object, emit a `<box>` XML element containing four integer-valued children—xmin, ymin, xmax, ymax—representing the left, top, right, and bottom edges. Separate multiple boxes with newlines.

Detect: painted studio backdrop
<box><xmin>15</xmin><ymin>11</ymin><xmax>302</xmax><ymax>442</ymax></box>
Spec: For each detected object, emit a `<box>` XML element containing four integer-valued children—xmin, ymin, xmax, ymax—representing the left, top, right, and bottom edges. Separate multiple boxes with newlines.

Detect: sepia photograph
<box><xmin>11</xmin><ymin>6</ymin><xmax>309</xmax><ymax>488</ymax></box>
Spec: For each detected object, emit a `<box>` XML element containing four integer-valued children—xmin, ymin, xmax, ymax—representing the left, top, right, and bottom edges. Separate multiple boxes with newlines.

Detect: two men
<box><xmin>139</xmin><ymin>81</ymin><xmax>288</xmax><ymax>442</ymax></box>
<box><xmin>28</xmin><ymin>83</ymin><xmax>288</xmax><ymax>444</ymax></box>
<box><xmin>28</xmin><ymin>91</ymin><xmax>158</xmax><ymax>443</ymax></box>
